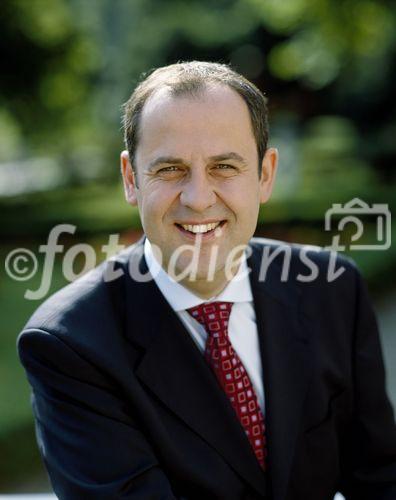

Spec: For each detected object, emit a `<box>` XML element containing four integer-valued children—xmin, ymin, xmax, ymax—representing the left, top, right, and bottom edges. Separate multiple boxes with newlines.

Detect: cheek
<box><xmin>139</xmin><ymin>187</ymin><xmax>177</xmax><ymax>223</ymax></box>
<box><xmin>221</xmin><ymin>181</ymin><xmax>260</xmax><ymax>217</ymax></box>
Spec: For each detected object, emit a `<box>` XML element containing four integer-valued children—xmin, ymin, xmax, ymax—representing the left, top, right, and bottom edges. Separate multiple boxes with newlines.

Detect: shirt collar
<box><xmin>144</xmin><ymin>237</ymin><xmax>253</xmax><ymax>312</ymax></box>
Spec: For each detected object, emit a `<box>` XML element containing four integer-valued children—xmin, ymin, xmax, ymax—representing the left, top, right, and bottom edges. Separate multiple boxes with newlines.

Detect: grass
<box><xmin>0</xmin><ymin>246</ymin><xmax>69</xmax><ymax>436</ymax></box>
<box><xmin>0</xmin><ymin>182</ymin><xmax>142</xmax><ymax>237</ymax></box>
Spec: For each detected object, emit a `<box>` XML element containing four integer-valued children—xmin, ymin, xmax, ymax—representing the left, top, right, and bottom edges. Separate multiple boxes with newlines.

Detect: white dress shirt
<box><xmin>144</xmin><ymin>238</ymin><xmax>265</xmax><ymax>413</ymax></box>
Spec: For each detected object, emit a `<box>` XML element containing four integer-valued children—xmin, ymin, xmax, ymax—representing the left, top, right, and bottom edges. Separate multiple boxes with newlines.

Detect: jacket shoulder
<box><xmin>249</xmin><ymin>236</ymin><xmax>358</xmax><ymax>279</ymax></box>
<box><xmin>18</xmin><ymin>242</ymin><xmax>141</xmax><ymax>350</ymax></box>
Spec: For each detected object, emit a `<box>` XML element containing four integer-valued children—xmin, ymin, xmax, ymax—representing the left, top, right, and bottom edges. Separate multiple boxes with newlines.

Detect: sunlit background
<box><xmin>1</xmin><ymin>0</ymin><xmax>395</xmax><ymax>493</ymax></box>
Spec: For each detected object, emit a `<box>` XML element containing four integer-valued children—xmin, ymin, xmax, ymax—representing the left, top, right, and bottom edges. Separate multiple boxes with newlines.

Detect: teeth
<box><xmin>181</xmin><ymin>222</ymin><xmax>221</xmax><ymax>233</ymax></box>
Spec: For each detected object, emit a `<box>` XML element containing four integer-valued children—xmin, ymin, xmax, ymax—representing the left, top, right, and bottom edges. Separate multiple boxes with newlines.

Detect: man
<box><xmin>18</xmin><ymin>61</ymin><xmax>396</xmax><ymax>499</ymax></box>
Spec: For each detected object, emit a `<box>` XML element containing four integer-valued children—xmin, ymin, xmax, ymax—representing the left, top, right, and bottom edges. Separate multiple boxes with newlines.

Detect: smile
<box><xmin>175</xmin><ymin>220</ymin><xmax>226</xmax><ymax>238</ymax></box>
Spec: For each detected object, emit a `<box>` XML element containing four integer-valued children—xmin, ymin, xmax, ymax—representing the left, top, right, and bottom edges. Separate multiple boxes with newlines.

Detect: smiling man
<box><xmin>120</xmin><ymin>79</ymin><xmax>277</xmax><ymax>297</ymax></box>
<box><xmin>18</xmin><ymin>62</ymin><xmax>396</xmax><ymax>500</ymax></box>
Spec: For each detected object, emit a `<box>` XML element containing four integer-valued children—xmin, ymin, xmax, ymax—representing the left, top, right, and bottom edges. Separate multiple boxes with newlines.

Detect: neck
<box><xmin>177</xmin><ymin>262</ymin><xmax>241</xmax><ymax>299</ymax></box>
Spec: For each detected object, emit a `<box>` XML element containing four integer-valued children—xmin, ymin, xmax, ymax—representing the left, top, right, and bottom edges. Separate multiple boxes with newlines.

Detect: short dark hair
<box><xmin>122</xmin><ymin>61</ymin><xmax>269</xmax><ymax>176</ymax></box>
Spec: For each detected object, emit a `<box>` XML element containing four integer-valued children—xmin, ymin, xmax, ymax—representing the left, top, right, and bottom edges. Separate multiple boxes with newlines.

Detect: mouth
<box><xmin>175</xmin><ymin>220</ymin><xmax>226</xmax><ymax>239</ymax></box>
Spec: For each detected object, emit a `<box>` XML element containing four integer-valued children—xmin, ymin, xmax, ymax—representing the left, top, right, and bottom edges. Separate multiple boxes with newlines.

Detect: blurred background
<box><xmin>1</xmin><ymin>0</ymin><xmax>395</xmax><ymax>493</ymax></box>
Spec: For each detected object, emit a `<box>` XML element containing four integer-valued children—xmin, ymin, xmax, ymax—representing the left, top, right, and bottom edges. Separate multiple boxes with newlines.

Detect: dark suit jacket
<box><xmin>17</xmin><ymin>237</ymin><xmax>396</xmax><ymax>500</ymax></box>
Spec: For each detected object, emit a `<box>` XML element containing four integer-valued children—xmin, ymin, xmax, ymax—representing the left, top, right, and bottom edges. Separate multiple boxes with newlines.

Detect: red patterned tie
<box><xmin>187</xmin><ymin>301</ymin><xmax>267</xmax><ymax>470</ymax></box>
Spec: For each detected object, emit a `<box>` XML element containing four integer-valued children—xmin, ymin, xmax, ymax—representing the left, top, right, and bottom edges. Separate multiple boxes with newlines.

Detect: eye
<box><xmin>216</xmin><ymin>163</ymin><xmax>235</xmax><ymax>169</ymax></box>
<box><xmin>158</xmin><ymin>165</ymin><xmax>181</xmax><ymax>173</ymax></box>
<box><xmin>212</xmin><ymin>163</ymin><xmax>238</xmax><ymax>176</ymax></box>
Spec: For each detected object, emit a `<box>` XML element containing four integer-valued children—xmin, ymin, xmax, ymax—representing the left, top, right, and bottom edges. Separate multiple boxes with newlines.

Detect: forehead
<box><xmin>136</xmin><ymin>84</ymin><xmax>257</xmax><ymax>161</ymax></box>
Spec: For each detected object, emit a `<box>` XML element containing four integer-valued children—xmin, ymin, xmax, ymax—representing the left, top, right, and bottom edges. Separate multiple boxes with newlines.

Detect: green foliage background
<box><xmin>1</xmin><ymin>0</ymin><xmax>395</xmax><ymax>491</ymax></box>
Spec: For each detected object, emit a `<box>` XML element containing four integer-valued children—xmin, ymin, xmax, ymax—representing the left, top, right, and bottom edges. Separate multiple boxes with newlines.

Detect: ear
<box><xmin>259</xmin><ymin>147</ymin><xmax>278</xmax><ymax>203</ymax></box>
<box><xmin>120</xmin><ymin>150</ymin><xmax>138</xmax><ymax>206</ymax></box>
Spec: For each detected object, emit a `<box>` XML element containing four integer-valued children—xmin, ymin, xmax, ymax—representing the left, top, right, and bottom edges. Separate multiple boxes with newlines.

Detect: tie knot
<box><xmin>187</xmin><ymin>301</ymin><xmax>233</xmax><ymax>336</ymax></box>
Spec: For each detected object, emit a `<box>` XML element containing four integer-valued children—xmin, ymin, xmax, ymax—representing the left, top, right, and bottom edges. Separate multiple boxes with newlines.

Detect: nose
<box><xmin>179</xmin><ymin>169</ymin><xmax>217</xmax><ymax>212</ymax></box>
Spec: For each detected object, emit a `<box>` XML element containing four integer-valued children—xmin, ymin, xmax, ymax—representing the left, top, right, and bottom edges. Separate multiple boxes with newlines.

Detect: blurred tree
<box><xmin>0</xmin><ymin>0</ymin><xmax>395</xmax><ymax>197</ymax></box>
<box><xmin>1</xmin><ymin>1</ymin><xmax>96</xmax><ymax>143</ymax></box>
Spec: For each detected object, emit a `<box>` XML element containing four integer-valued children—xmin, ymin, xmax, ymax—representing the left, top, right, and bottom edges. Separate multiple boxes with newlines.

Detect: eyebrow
<box><xmin>209</xmin><ymin>152</ymin><xmax>248</xmax><ymax>165</ymax></box>
<box><xmin>147</xmin><ymin>156</ymin><xmax>184</xmax><ymax>171</ymax></box>
<box><xmin>147</xmin><ymin>152</ymin><xmax>248</xmax><ymax>171</ymax></box>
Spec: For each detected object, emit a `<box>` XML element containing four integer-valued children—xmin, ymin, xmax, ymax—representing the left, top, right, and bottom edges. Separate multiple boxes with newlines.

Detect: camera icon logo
<box><xmin>324</xmin><ymin>198</ymin><xmax>391</xmax><ymax>251</ymax></box>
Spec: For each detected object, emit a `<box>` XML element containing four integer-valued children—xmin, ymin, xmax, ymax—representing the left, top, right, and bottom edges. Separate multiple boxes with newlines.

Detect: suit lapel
<box><xmin>248</xmin><ymin>241</ymin><xmax>313</xmax><ymax>500</ymax></box>
<box><xmin>123</xmin><ymin>242</ymin><xmax>267</xmax><ymax>496</ymax></box>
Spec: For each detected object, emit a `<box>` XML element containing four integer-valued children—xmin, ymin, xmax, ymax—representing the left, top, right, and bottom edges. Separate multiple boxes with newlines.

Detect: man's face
<box><xmin>121</xmin><ymin>84</ymin><xmax>278</xmax><ymax>295</ymax></box>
